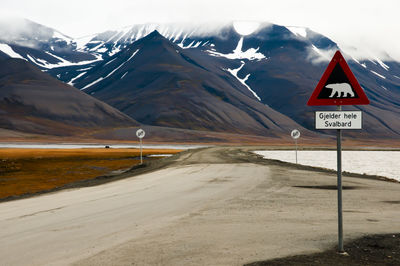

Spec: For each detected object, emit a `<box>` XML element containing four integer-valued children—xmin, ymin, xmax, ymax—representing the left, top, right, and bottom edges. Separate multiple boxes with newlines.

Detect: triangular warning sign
<box><xmin>307</xmin><ymin>50</ymin><xmax>370</xmax><ymax>106</ymax></box>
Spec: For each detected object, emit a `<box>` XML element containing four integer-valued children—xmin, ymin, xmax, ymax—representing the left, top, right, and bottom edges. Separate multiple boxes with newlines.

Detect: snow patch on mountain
<box><xmin>81</xmin><ymin>77</ymin><xmax>104</xmax><ymax>90</ymax></box>
<box><xmin>177</xmin><ymin>33</ymin><xmax>188</xmax><ymax>48</ymax></box>
<box><xmin>193</xmin><ymin>41</ymin><xmax>202</xmax><ymax>48</ymax></box>
<box><xmin>109</xmin><ymin>47</ymin><xmax>121</xmax><ymax>56</ymax></box>
<box><xmin>121</xmin><ymin>72</ymin><xmax>128</xmax><ymax>79</ymax></box>
<box><xmin>375</xmin><ymin>58</ymin><xmax>390</xmax><ymax>71</ymax></box>
<box><xmin>68</xmin><ymin>72</ymin><xmax>87</xmax><ymax>86</ymax></box>
<box><xmin>127</xmin><ymin>49</ymin><xmax>139</xmax><ymax>61</ymax></box>
<box><xmin>77</xmin><ymin>67</ymin><xmax>92</xmax><ymax>71</ymax></box>
<box><xmin>183</xmin><ymin>40</ymin><xmax>196</xmax><ymax>49</ymax></box>
<box><xmin>81</xmin><ymin>49</ymin><xmax>139</xmax><ymax>90</ymax></box>
<box><xmin>96</xmin><ymin>48</ymin><xmax>108</xmax><ymax>53</ymax></box>
<box><xmin>0</xmin><ymin>44</ymin><xmax>26</xmax><ymax>60</ymax></box>
<box><xmin>207</xmin><ymin>37</ymin><xmax>266</xmax><ymax>61</ymax></box>
<box><xmin>226</xmin><ymin>61</ymin><xmax>261</xmax><ymax>101</ymax></box>
<box><xmin>352</xmin><ymin>57</ymin><xmax>367</xmax><ymax>69</ymax></box>
<box><xmin>26</xmin><ymin>54</ymin><xmax>40</xmax><ymax>64</ymax></box>
<box><xmin>104</xmin><ymin>57</ymin><xmax>117</xmax><ymax>66</ymax></box>
<box><xmin>27</xmin><ymin>51</ymin><xmax>102</xmax><ymax>69</ymax></box>
<box><xmin>105</xmin><ymin>49</ymin><xmax>138</xmax><ymax>78</ymax></box>
<box><xmin>370</xmin><ymin>70</ymin><xmax>386</xmax><ymax>79</ymax></box>
<box><xmin>173</xmin><ymin>30</ymin><xmax>183</xmax><ymax>42</ymax></box>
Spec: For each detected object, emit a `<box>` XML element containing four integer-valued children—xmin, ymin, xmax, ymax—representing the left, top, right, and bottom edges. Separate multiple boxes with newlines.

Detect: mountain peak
<box><xmin>132</xmin><ymin>29</ymin><xmax>177</xmax><ymax>49</ymax></box>
<box><xmin>144</xmin><ymin>30</ymin><xmax>164</xmax><ymax>40</ymax></box>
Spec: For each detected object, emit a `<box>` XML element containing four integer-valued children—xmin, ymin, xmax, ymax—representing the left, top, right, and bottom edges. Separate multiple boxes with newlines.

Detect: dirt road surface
<box><xmin>0</xmin><ymin>147</ymin><xmax>399</xmax><ymax>265</ymax></box>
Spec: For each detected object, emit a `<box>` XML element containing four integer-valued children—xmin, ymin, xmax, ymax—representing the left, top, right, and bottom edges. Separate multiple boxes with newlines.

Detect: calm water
<box><xmin>255</xmin><ymin>150</ymin><xmax>400</xmax><ymax>182</ymax></box>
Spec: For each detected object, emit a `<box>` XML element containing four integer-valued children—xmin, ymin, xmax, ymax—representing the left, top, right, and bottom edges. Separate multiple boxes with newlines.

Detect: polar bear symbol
<box><xmin>326</xmin><ymin>83</ymin><xmax>355</xmax><ymax>98</ymax></box>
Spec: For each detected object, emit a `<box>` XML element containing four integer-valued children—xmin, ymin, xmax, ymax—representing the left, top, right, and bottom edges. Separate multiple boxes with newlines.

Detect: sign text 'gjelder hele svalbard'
<box><xmin>315</xmin><ymin>111</ymin><xmax>362</xmax><ymax>129</ymax></box>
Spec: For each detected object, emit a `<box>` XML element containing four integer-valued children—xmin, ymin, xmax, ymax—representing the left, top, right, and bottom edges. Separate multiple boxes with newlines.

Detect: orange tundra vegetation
<box><xmin>0</xmin><ymin>148</ymin><xmax>182</xmax><ymax>199</ymax></box>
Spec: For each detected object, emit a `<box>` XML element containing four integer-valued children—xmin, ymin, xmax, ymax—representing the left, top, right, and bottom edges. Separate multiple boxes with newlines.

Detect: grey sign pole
<box><xmin>291</xmin><ymin>129</ymin><xmax>300</xmax><ymax>164</ymax></box>
<box><xmin>307</xmin><ymin>50</ymin><xmax>369</xmax><ymax>254</ymax></box>
<box><xmin>140</xmin><ymin>138</ymin><xmax>143</xmax><ymax>164</ymax></box>
<box><xmin>337</xmin><ymin>105</ymin><xmax>344</xmax><ymax>253</ymax></box>
<box><xmin>136</xmin><ymin>129</ymin><xmax>145</xmax><ymax>165</ymax></box>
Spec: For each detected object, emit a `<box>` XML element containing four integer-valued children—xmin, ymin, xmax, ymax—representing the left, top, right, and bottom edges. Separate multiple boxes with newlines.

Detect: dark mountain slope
<box><xmin>0</xmin><ymin>51</ymin><xmax>8</xmax><ymax>60</ymax></box>
<box><xmin>0</xmin><ymin>58</ymin><xmax>137</xmax><ymax>136</ymax></box>
<box><xmin>75</xmin><ymin>31</ymin><xmax>310</xmax><ymax>136</ymax></box>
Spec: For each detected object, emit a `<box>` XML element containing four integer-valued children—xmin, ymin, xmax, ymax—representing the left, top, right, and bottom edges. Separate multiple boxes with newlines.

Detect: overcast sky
<box><xmin>1</xmin><ymin>0</ymin><xmax>399</xmax><ymax>60</ymax></box>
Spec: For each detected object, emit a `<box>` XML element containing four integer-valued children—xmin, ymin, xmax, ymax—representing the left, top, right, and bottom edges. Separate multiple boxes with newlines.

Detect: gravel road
<box><xmin>0</xmin><ymin>147</ymin><xmax>399</xmax><ymax>265</ymax></box>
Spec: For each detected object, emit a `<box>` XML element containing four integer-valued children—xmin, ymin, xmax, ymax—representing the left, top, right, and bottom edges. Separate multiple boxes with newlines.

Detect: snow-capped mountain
<box><xmin>64</xmin><ymin>23</ymin><xmax>400</xmax><ymax>138</ymax></box>
<box><xmin>0</xmin><ymin>18</ymin><xmax>98</xmax><ymax>69</ymax></box>
<box><xmin>73</xmin><ymin>30</ymin><xmax>311</xmax><ymax>136</ymax></box>
<box><xmin>55</xmin><ymin>22</ymin><xmax>400</xmax><ymax>96</ymax></box>
<box><xmin>1</xmin><ymin>19</ymin><xmax>400</xmax><ymax>139</ymax></box>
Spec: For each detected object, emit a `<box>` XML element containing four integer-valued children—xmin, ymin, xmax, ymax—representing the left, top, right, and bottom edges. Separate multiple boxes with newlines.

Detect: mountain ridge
<box><xmin>74</xmin><ymin>30</ymin><xmax>313</xmax><ymax>137</ymax></box>
<box><xmin>0</xmin><ymin>20</ymin><xmax>400</xmax><ymax>140</ymax></box>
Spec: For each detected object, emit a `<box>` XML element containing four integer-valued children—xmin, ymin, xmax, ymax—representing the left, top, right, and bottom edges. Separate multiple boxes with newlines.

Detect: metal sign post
<box><xmin>136</xmin><ymin>128</ymin><xmax>145</xmax><ymax>164</ymax></box>
<box><xmin>336</xmin><ymin>106</ymin><xmax>344</xmax><ymax>253</ymax></box>
<box><xmin>140</xmin><ymin>138</ymin><xmax>143</xmax><ymax>164</ymax></box>
<box><xmin>291</xmin><ymin>129</ymin><xmax>300</xmax><ymax>164</ymax></box>
<box><xmin>307</xmin><ymin>50</ymin><xmax>370</xmax><ymax>253</ymax></box>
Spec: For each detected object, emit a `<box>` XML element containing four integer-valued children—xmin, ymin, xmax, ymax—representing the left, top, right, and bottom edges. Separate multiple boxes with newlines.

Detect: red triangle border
<box><xmin>307</xmin><ymin>50</ymin><xmax>370</xmax><ymax>106</ymax></box>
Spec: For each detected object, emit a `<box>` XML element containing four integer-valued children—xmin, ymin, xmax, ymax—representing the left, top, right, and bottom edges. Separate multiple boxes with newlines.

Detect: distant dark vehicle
<box><xmin>105</xmin><ymin>145</ymin><xmax>110</xmax><ymax>148</ymax></box>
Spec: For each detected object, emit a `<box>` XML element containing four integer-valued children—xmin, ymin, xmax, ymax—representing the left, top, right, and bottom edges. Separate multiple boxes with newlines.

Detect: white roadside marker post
<box><xmin>291</xmin><ymin>129</ymin><xmax>300</xmax><ymax>164</ymax></box>
<box><xmin>136</xmin><ymin>128</ymin><xmax>145</xmax><ymax>164</ymax></box>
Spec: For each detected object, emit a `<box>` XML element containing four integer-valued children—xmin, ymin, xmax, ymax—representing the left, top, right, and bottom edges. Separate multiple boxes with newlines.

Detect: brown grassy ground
<box><xmin>0</xmin><ymin>148</ymin><xmax>182</xmax><ymax>199</ymax></box>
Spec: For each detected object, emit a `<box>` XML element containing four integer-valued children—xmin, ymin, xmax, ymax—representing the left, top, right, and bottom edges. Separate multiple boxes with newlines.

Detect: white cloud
<box><xmin>0</xmin><ymin>0</ymin><xmax>399</xmax><ymax>60</ymax></box>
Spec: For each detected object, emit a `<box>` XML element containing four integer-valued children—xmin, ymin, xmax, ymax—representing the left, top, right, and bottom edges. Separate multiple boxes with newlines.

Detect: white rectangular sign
<box><xmin>315</xmin><ymin>111</ymin><xmax>362</xmax><ymax>129</ymax></box>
